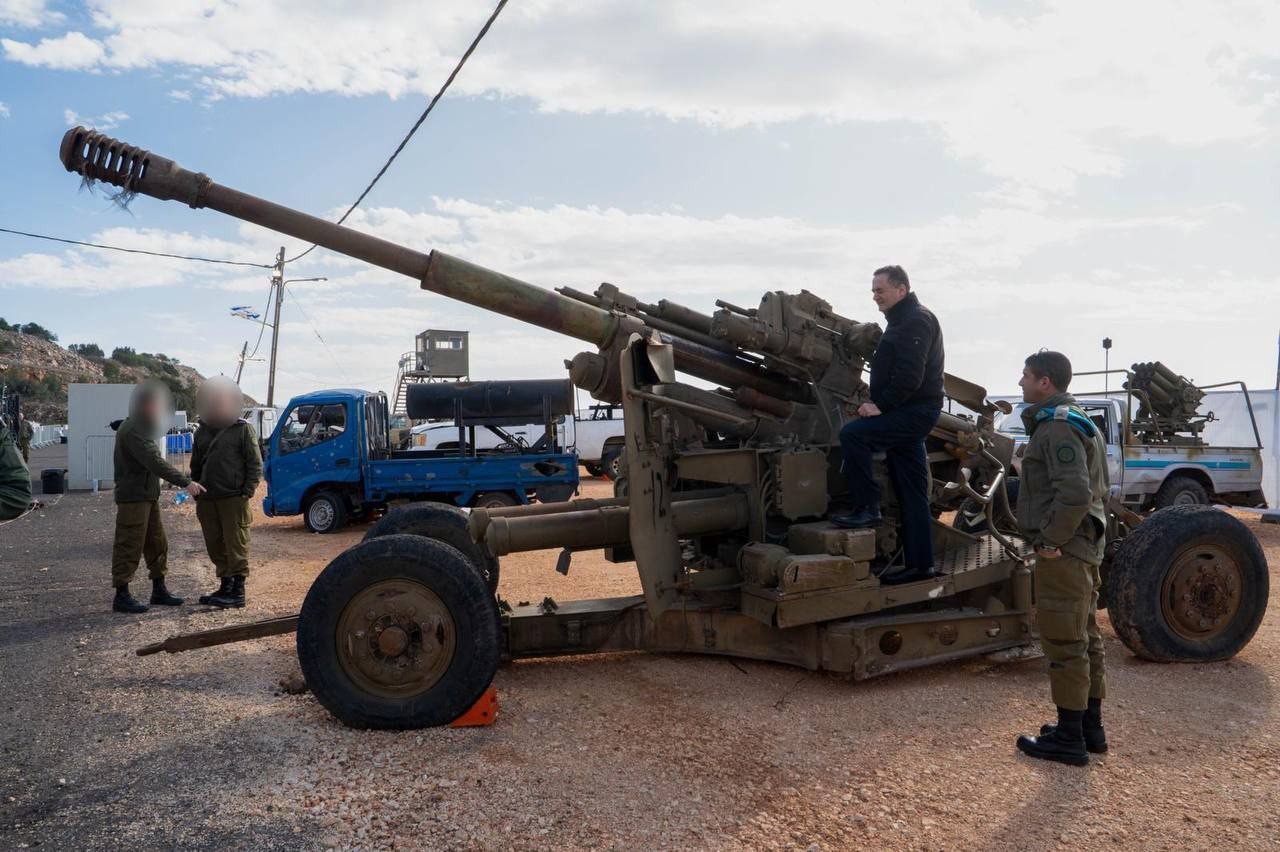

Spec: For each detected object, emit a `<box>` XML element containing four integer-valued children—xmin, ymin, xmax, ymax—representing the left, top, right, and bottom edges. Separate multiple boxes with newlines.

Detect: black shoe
<box><xmin>113</xmin><ymin>584</ymin><xmax>149</xmax><ymax>614</ymax></box>
<box><xmin>1041</xmin><ymin>698</ymin><xmax>1108</xmax><ymax>753</ymax></box>
<box><xmin>878</xmin><ymin>565</ymin><xmax>938</xmax><ymax>585</ymax></box>
<box><xmin>831</xmin><ymin>505</ymin><xmax>882</xmax><ymax>529</ymax></box>
<box><xmin>198</xmin><ymin>577</ymin><xmax>232</xmax><ymax>605</ymax></box>
<box><xmin>1017</xmin><ymin>708</ymin><xmax>1089</xmax><ymax>766</ymax></box>
<box><xmin>207</xmin><ymin>575</ymin><xmax>245</xmax><ymax>609</ymax></box>
<box><xmin>150</xmin><ymin>578</ymin><xmax>184</xmax><ymax>606</ymax></box>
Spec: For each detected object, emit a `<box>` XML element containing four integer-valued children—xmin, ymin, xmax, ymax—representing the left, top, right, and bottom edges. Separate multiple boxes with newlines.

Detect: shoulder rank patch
<box><xmin>1056</xmin><ymin>444</ymin><xmax>1077</xmax><ymax>464</ymax></box>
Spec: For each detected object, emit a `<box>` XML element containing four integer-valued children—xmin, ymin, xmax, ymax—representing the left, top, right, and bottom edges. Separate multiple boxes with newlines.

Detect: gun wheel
<box><xmin>364</xmin><ymin>502</ymin><xmax>499</xmax><ymax>593</ymax></box>
<box><xmin>1108</xmin><ymin>505</ymin><xmax>1268</xmax><ymax>662</ymax></box>
<box><xmin>298</xmin><ymin>534</ymin><xmax>500</xmax><ymax>729</ymax></box>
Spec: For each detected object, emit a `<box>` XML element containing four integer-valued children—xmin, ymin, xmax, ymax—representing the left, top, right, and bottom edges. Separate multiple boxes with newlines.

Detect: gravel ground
<box><xmin>2</xmin><ymin>449</ymin><xmax>1278</xmax><ymax>850</ymax></box>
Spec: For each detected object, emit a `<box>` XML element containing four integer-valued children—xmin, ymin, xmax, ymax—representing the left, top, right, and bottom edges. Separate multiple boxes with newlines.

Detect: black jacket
<box><xmin>191</xmin><ymin>420</ymin><xmax>263</xmax><ymax>500</ymax></box>
<box><xmin>869</xmin><ymin>291</ymin><xmax>945</xmax><ymax>412</ymax></box>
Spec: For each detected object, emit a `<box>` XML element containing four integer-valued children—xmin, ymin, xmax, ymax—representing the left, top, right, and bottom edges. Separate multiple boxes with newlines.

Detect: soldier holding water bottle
<box><xmin>110</xmin><ymin>381</ymin><xmax>206</xmax><ymax>614</ymax></box>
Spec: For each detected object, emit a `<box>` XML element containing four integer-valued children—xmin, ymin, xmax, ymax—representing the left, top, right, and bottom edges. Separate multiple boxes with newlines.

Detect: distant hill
<box><xmin>0</xmin><ymin>322</ymin><xmax>251</xmax><ymax>423</ymax></box>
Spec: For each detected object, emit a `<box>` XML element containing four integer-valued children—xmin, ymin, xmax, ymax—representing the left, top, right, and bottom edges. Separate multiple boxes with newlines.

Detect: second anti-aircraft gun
<box><xmin>62</xmin><ymin>126</ymin><xmax>1270</xmax><ymax>729</ymax></box>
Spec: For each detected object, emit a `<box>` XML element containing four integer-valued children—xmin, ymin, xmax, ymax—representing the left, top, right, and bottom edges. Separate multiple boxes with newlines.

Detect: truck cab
<box><xmin>998</xmin><ymin>396</ymin><xmax>1265</xmax><ymax>511</ymax></box>
<box><xmin>264</xmin><ymin>388</ymin><xmax>579</xmax><ymax>533</ymax></box>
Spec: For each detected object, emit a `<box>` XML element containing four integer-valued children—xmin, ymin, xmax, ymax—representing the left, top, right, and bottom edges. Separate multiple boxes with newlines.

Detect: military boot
<box><xmin>1017</xmin><ymin>707</ymin><xmax>1089</xmax><ymax>766</ymax></box>
<box><xmin>207</xmin><ymin>575</ymin><xmax>245</xmax><ymax>609</ymax></box>
<box><xmin>150</xmin><ymin>578</ymin><xmax>184</xmax><ymax>606</ymax></box>
<box><xmin>113</xmin><ymin>585</ymin><xmax>149</xmax><ymax>614</ymax></box>
<box><xmin>198</xmin><ymin>577</ymin><xmax>232</xmax><ymax>605</ymax></box>
<box><xmin>1041</xmin><ymin>697</ymin><xmax>1107</xmax><ymax>753</ymax></box>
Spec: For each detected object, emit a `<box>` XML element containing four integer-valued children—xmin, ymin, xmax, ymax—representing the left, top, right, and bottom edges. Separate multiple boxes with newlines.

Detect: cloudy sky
<box><xmin>1</xmin><ymin>0</ymin><xmax>1278</xmax><ymax>407</ymax></box>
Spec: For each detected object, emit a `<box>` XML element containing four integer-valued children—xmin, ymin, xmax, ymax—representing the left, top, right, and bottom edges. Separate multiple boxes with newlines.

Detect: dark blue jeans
<box><xmin>839</xmin><ymin>404</ymin><xmax>941</xmax><ymax>570</ymax></box>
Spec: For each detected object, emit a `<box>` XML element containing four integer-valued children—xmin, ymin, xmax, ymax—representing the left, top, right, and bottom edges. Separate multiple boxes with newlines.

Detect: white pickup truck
<box><xmin>408</xmin><ymin>403</ymin><xmax>627</xmax><ymax>478</ymax></box>
<box><xmin>998</xmin><ymin>397</ymin><xmax>1266</xmax><ymax>510</ymax></box>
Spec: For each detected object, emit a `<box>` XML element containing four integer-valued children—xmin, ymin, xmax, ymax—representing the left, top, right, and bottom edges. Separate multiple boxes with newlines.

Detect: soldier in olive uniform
<box><xmin>0</xmin><ymin>417</ymin><xmax>32</xmax><ymax>521</ymax></box>
<box><xmin>111</xmin><ymin>382</ymin><xmax>206</xmax><ymax>613</ymax></box>
<box><xmin>1013</xmin><ymin>351</ymin><xmax>1111</xmax><ymax>765</ymax></box>
<box><xmin>18</xmin><ymin>412</ymin><xmax>33</xmax><ymax>463</ymax></box>
<box><xmin>191</xmin><ymin>377</ymin><xmax>262</xmax><ymax>609</ymax></box>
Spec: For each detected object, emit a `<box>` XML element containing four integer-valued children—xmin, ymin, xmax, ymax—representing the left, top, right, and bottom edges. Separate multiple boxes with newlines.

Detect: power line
<box><xmin>0</xmin><ymin>226</ymin><xmax>272</xmax><ymax>268</ymax></box>
<box><xmin>285</xmin><ymin>0</ymin><xmax>508</xmax><ymax>264</ymax></box>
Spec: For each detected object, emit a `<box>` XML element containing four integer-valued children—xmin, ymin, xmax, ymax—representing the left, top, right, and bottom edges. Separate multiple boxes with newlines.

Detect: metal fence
<box><xmin>31</xmin><ymin>424</ymin><xmax>65</xmax><ymax>447</ymax></box>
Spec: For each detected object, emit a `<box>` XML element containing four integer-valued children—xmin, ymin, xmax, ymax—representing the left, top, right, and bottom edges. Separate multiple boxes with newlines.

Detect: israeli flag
<box><xmin>230</xmin><ymin>306</ymin><xmax>261</xmax><ymax>320</ymax></box>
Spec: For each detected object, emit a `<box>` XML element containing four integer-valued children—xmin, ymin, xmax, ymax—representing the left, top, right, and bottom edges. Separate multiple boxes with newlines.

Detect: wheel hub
<box><xmin>336</xmin><ymin>580</ymin><xmax>456</xmax><ymax>699</ymax></box>
<box><xmin>310</xmin><ymin>501</ymin><xmax>334</xmax><ymax>529</ymax></box>
<box><xmin>1161</xmin><ymin>544</ymin><xmax>1242</xmax><ymax>641</ymax></box>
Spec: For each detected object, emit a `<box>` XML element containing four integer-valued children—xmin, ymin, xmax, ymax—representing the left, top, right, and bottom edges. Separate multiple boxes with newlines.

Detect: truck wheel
<box><xmin>363</xmin><ymin>502</ymin><xmax>500</xmax><ymax>593</ymax></box>
<box><xmin>1153</xmin><ymin>475</ymin><xmax>1209</xmax><ymax>508</ymax></box>
<box><xmin>583</xmin><ymin>462</ymin><xmax>604</xmax><ymax>478</ymax></box>
<box><xmin>297</xmin><ymin>534</ymin><xmax>501</xmax><ymax>729</ymax></box>
<box><xmin>1107</xmin><ymin>505</ymin><xmax>1268</xmax><ymax>662</ymax></box>
<box><xmin>304</xmin><ymin>490</ymin><xmax>348</xmax><ymax>534</ymax></box>
<box><xmin>473</xmin><ymin>492</ymin><xmax>518</xmax><ymax>510</ymax></box>
<box><xmin>602</xmin><ymin>446</ymin><xmax>625</xmax><ymax>481</ymax></box>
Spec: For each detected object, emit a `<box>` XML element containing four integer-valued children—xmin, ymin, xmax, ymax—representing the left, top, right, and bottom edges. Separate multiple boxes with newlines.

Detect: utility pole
<box><xmin>266</xmin><ymin>247</ymin><xmax>285</xmax><ymax>407</ymax></box>
<box><xmin>233</xmin><ymin>340</ymin><xmax>249</xmax><ymax>384</ymax></box>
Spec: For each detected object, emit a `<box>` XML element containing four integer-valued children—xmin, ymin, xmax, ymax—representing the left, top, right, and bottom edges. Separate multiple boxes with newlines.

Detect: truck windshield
<box><xmin>279</xmin><ymin>403</ymin><xmax>347</xmax><ymax>455</ymax></box>
<box><xmin>996</xmin><ymin>404</ymin><xmax>1030</xmax><ymax>435</ymax></box>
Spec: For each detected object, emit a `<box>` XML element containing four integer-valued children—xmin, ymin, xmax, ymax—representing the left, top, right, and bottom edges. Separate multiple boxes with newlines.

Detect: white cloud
<box><xmin>167</xmin><ymin>89</ymin><xmax>191</xmax><ymax>101</ymax></box>
<box><xmin>63</xmin><ymin>107</ymin><xmax>129</xmax><ymax>129</ymax></box>
<box><xmin>1</xmin><ymin>31</ymin><xmax>104</xmax><ymax>69</ymax></box>
<box><xmin>4</xmin><ymin>196</ymin><xmax>1269</xmax><ymax>402</ymax></box>
<box><xmin>4</xmin><ymin>2</ymin><xmax>1279</xmax><ymax>193</ymax></box>
<box><xmin>0</xmin><ymin>0</ymin><xmax>62</xmax><ymax>28</ymax></box>
<box><xmin>0</xmin><ymin>101</ymin><xmax>9</xmax><ymax>118</ymax></box>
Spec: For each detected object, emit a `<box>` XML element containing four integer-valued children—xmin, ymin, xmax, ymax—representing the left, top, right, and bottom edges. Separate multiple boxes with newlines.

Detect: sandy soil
<box><xmin>2</xmin><ymin>452</ymin><xmax>1278</xmax><ymax>850</ymax></box>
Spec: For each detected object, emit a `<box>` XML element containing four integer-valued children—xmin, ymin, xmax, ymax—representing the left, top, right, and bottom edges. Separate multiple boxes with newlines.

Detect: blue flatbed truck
<box><xmin>264</xmin><ymin>386</ymin><xmax>580</xmax><ymax>533</ymax></box>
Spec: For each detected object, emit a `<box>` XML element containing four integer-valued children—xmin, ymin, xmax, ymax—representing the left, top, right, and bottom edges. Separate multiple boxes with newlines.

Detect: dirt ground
<box><xmin>2</xmin><ymin>444</ymin><xmax>1278</xmax><ymax>850</ymax></box>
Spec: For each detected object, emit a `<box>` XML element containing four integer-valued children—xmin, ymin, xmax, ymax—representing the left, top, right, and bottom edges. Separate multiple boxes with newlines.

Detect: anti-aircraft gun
<box><xmin>63</xmin><ymin>127</ymin><xmax>1270</xmax><ymax>730</ymax></box>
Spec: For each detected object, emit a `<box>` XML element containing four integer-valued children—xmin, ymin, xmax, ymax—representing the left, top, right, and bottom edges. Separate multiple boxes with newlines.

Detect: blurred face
<box><xmin>198</xmin><ymin>379</ymin><xmax>244</xmax><ymax>427</ymax></box>
<box><xmin>871</xmin><ymin>274</ymin><xmax>909</xmax><ymax>314</ymax></box>
<box><xmin>1019</xmin><ymin>367</ymin><xmax>1055</xmax><ymax>404</ymax></box>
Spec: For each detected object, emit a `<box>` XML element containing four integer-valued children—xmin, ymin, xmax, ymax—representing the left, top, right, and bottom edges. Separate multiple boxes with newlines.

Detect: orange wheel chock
<box><xmin>449</xmin><ymin>685</ymin><xmax>499</xmax><ymax>727</ymax></box>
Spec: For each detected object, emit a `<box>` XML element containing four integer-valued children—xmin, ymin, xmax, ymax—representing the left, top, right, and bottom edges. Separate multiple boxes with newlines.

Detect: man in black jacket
<box><xmin>833</xmin><ymin>265</ymin><xmax>945</xmax><ymax>584</ymax></box>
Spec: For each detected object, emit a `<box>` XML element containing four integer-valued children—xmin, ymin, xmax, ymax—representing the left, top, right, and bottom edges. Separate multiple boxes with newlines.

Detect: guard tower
<box><xmin>393</xmin><ymin>329</ymin><xmax>470</xmax><ymax>416</ymax></box>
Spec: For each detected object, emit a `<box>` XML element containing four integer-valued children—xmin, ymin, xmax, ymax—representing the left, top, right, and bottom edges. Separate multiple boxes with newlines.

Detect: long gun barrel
<box><xmin>59</xmin><ymin>127</ymin><xmax>801</xmax><ymax>403</ymax></box>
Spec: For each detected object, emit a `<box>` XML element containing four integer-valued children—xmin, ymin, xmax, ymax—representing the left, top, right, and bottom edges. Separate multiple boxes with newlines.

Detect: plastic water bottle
<box><xmin>174</xmin><ymin>490</ymin><xmax>190</xmax><ymax>506</ymax></box>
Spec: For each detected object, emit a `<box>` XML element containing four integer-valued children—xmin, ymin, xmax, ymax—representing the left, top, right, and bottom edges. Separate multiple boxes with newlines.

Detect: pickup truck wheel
<box><xmin>1153</xmin><ymin>475</ymin><xmax>1209</xmax><ymax>508</ymax></box>
<box><xmin>297</xmin><ymin>534</ymin><xmax>500</xmax><ymax>729</ymax></box>
<box><xmin>1107</xmin><ymin>505</ymin><xmax>1268</xmax><ymax>662</ymax></box>
<box><xmin>304</xmin><ymin>490</ymin><xmax>348</xmax><ymax>534</ymax></box>
<box><xmin>363</xmin><ymin>502</ymin><xmax>500</xmax><ymax>593</ymax></box>
<box><xmin>602</xmin><ymin>446</ymin><xmax>625</xmax><ymax>481</ymax></box>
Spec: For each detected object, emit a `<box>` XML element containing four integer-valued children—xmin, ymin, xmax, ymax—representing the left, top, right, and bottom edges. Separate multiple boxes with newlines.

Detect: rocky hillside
<box><xmin>0</xmin><ymin>328</ymin><xmax>215</xmax><ymax>423</ymax></box>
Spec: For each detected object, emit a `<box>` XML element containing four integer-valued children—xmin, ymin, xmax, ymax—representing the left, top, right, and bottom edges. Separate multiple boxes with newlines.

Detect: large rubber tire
<box><xmin>363</xmin><ymin>502</ymin><xmax>500</xmax><ymax>593</ymax></box>
<box><xmin>583</xmin><ymin>462</ymin><xmax>605</xmax><ymax>478</ymax></box>
<box><xmin>304</xmin><ymin>490</ymin><xmax>348</xmax><ymax>534</ymax></box>
<box><xmin>297</xmin><ymin>535</ymin><xmax>501</xmax><ymax>729</ymax></box>
<box><xmin>1107</xmin><ymin>505</ymin><xmax>1268</xmax><ymax>662</ymax></box>
<box><xmin>1153</xmin><ymin>475</ymin><xmax>1210</xmax><ymax>509</ymax></box>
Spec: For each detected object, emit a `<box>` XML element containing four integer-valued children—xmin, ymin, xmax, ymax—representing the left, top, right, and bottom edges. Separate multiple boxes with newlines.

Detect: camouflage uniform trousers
<box><xmin>1034</xmin><ymin>544</ymin><xmax>1106</xmax><ymax>711</ymax></box>
<box><xmin>196</xmin><ymin>495</ymin><xmax>252</xmax><ymax>578</ymax></box>
<box><xmin>111</xmin><ymin>500</ymin><xmax>169</xmax><ymax>587</ymax></box>
<box><xmin>19</xmin><ymin>442</ymin><xmax>29</xmax><ymax>463</ymax></box>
